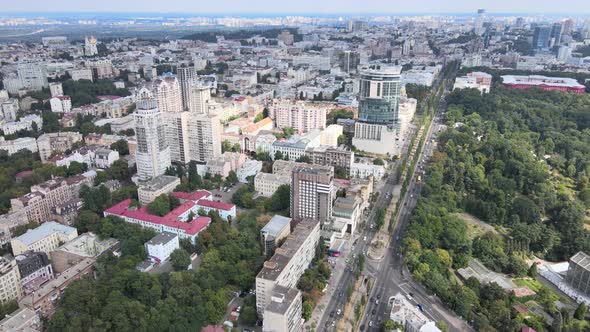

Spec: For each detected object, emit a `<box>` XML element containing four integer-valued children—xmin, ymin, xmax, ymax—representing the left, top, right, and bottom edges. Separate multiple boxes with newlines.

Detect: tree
<box><xmin>109</xmin><ymin>159</ymin><xmax>131</xmax><ymax>182</ymax></box>
<box><xmin>110</xmin><ymin>139</ymin><xmax>129</xmax><ymax>156</ymax></box>
<box><xmin>274</xmin><ymin>151</ymin><xmax>284</xmax><ymax>160</ymax></box>
<box><xmin>170</xmin><ymin>248</ymin><xmax>191</xmax><ymax>271</ymax></box>
<box><xmin>373</xmin><ymin>158</ymin><xmax>385</xmax><ymax>166</ymax></box>
<box><xmin>296</xmin><ymin>155</ymin><xmax>312</xmax><ymax>164</ymax></box>
<box><xmin>239</xmin><ymin>305</ymin><xmax>258</xmax><ymax>326</ymax></box>
<box><xmin>265</xmin><ymin>184</ymin><xmax>290</xmax><ymax>212</ymax></box>
<box><xmin>527</xmin><ymin>263</ymin><xmax>538</xmax><ymax>278</ymax></box>
<box><xmin>226</xmin><ymin>171</ymin><xmax>238</xmax><ymax>185</ymax></box>
<box><xmin>574</xmin><ymin>302</ymin><xmax>587</xmax><ymax>320</ymax></box>
<box><xmin>147</xmin><ymin>194</ymin><xmax>180</xmax><ymax>217</ymax></box>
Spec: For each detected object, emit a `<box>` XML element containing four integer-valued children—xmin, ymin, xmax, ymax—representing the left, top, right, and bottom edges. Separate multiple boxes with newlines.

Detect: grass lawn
<box><xmin>514</xmin><ymin>278</ymin><xmax>543</xmax><ymax>292</ymax></box>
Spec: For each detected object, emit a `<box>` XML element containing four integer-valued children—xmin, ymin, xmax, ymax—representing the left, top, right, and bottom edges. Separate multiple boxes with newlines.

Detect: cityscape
<box><xmin>0</xmin><ymin>1</ymin><xmax>590</xmax><ymax>332</ymax></box>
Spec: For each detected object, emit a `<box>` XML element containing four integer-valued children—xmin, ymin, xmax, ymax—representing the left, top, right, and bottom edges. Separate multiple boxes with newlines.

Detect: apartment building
<box><xmin>134</xmin><ymin>98</ymin><xmax>171</xmax><ymax>180</ymax></box>
<box><xmin>2</xmin><ymin>114</ymin><xmax>42</xmax><ymax>135</ymax></box>
<box><xmin>37</xmin><ymin>132</ymin><xmax>84</xmax><ymax>163</ymax></box>
<box><xmin>256</xmin><ymin>218</ymin><xmax>320</xmax><ymax>317</ymax></box>
<box><xmin>306</xmin><ymin>145</ymin><xmax>353</xmax><ymax>173</ymax></box>
<box><xmin>15</xmin><ymin>252</ymin><xmax>54</xmax><ymax>295</ymax></box>
<box><xmin>137</xmin><ymin>175</ymin><xmax>181</xmax><ymax>205</ymax></box>
<box><xmin>10</xmin><ymin>221</ymin><xmax>78</xmax><ymax>256</ymax></box>
<box><xmin>0</xmin><ymin>257</ymin><xmax>22</xmax><ymax>303</ymax></box>
<box><xmin>255</xmin><ymin>173</ymin><xmax>291</xmax><ymax>197</ymax></box>
<box><xmin>262</xmin><ymin>286</ymin><xmax>303</xmax><ymax>332</ymax></box>
<box><xmin>205</xmin><ymin>152</ymin><xmax>246</xmax><ymax>178</ymax></box>
<box><xmin>10</xmin><ymin>174</ymin><xmax>92</xmax><ymax>224</ymax></box>
<box><xmin>271</xmin><ymin>100</ymin><xmax>327</xmax><ymax>134</ymax></box>
<box><xmin>187</xmin><ymin>112</ymin><xmax>222</xmax><ymax>163</ymax></box>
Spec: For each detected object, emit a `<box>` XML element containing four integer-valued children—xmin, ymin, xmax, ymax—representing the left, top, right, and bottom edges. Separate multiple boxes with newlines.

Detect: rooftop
<box><xmin>171</xmin><ymin>190</ymin><xmax>211</xmax><ymax>202</ymax></box>
<box><xmin>261</xmin><ymin>215</ymin><xmax>292</xmax><ymax>237</ymax></box>
<box><xmin>146</xmin><ymin>232</ymin><xmax>177</xmax><ymax>246</ymax></box>
<box><xmin>104</xmin><ymin>199</ymin><xmax>211</xmax><ymax>236</ymax></box>
<box><xmin>54</xmin><ymin>232</ymin><xmax>118</xmax><ymax>258</ymax></box>
<box><xmin>138</xmin><ymin>175</ymin><xmax>180</xmax><ymax>192</ymax></box>
<box><xmin>196</xmin><ymin>199</ymin><xmax>235</xmax><ymax>211</ymax></box>
<box><xmin>265</xmin><ymin>285</ymin><xmax>300</xmax><ymax>315</ymax></box>
<box><xmin>501</xmin><ymin>75</ymin><xmax>585</xmax><ymax>88</ymax></box>
<box><xmin>13</xmin><ymin>221</ymin><xmax>77</xmax><ymax>247</ymax></box>
<box><xmin>257</xmin><ymin>219</ymin><xmax>319</xmax><ymax>281</ymax></box>
<box><xmin>570</xmin><ymin>251</ymin><xmax>590</xmax><ymax>270</ymax></box>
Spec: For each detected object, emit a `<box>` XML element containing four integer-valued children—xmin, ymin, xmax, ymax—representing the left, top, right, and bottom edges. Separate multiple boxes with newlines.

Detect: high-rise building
<box><xmin>152</xmin><ymin>74</ymin><xmax>189</xmax><ymax>163</ymax></box>
<box><xmin>17</xmin><ymin>63</ymin><xmax>48</xmax><ymax>92</ymax></box>
<box><xmin>177</xmin><ymin>64</ymin><xmax>197</xmax><ymax>111</ymax></box>
<box><xmin>189</xmin><ymin>85</ymin><xmax>211</xmax><ymax>114</ymax></box>
<box><xmin>533</xmin><ymin>26</ymin><xmax>552</xmax><ymax>50</ymax></box>
<box><xmin>134</xmin><ymin>98</ymin><xmax>171</xmax><ymax>180</ymax></box>
<box><xmin>550</xmin><ymin>22</ymin><xmax>564</xmax><ymax>47</ymax></box>
<box><xmin>290</xmin><ymin>164</ymin><xmax>334</xmax><ymax>224</ymax></box>
<box><xmin>271</xmin><ymin>100</ymin><xmax>327</xmax><ymax>134</ymax></box>
<box><xmin>563</xmin><ymin>18</ymin><xmax>575</xmax><ymax>36</ymax></box>
<box><xmin>353</xmin><ymin>65</ymin><xmax>403</xmax><ymax>155</ymax></box>
<box><xmin>187</xmin><ymin>112</ymin><xmax>222</xmax><ymax>163</ymax></box>
<box><xmin>84</xmin><ymin>36</ymin><xmax>98</xmax><ymax>56</ymax></box>
<box><xmin>474</xmin><ymin>9</ymin><xmax>486</xmax><ymax>35</ymax></box>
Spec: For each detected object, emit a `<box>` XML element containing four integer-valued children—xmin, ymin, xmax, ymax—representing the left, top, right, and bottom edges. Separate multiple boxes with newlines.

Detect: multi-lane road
<box><xmin>359</xmin><ymin>80</ymin><xmax>473</xmax><ymax>332</ymax></box>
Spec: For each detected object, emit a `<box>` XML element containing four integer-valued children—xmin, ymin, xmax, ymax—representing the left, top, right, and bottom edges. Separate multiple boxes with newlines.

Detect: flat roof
<box><xmin>13</xmin><ymin>221</ymin><xmax>77</xmax><ymax>247</ymax></box>
<box><xmin>146</xmin><ymin>232</ymin><xmax>177</xmax><ymax>246</ymax></box>
<box><xmin>265</xmin><ymin>285</ymin><xmax>300</xmax><ymax>315</ymax></box>
<box><xmin>138</xmin><ymin>175</ymin><xmax>180</xmax><ymax>192</ymax></box>
<box><xmin>261</xmin><ymin>215</ymin><xmax>292</xmax><ymax>237</ymax></box>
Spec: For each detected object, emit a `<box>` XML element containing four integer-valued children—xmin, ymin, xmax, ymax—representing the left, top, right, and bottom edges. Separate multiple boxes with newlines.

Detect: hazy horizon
<box><xmin>2</xmin><ymin>0</ymin><xmax>590</xmax><ymax>15</ymax></box>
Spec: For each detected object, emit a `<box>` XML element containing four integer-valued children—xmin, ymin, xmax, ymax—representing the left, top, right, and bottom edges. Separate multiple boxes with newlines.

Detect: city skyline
<box><xmin>2</xmin><ymin>0</ymin><xmax>590</xmax><ymax>14</ymax></box>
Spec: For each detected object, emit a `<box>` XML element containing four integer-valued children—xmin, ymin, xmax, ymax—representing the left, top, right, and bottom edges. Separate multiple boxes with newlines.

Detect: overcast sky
<box><xmin>3</xmin><ymin>0</ymin><xmax>590</xmax><ymax>14</ymax></box>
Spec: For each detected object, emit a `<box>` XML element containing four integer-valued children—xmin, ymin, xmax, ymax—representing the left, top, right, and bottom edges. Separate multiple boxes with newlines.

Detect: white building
<box><xmin>71</xmin><ymin>68</ymin><xmax>94</xmax><ymax>82</ymax></box>
<box><xmin>189</xmin><ymin>85</ymin><xmax>211</xmax><ymax>114</ymax></box>
<box><xmin>350</xmin><ymin>162</ymin><xmax>386</xmax><ymax>179</ymax></box>
<box><xmin>320</xmin><ymin>124</ymin><xmax>343</xmax><ymax>147</ymax></box>
<box><xmin>49</xmin><ymin>82</ymin><xmax>63</xmax><ymax>97</ymax></box>
<box><xmin>390</xmin><ymin>293</ymin><xmax>441</xmax><ymax>332</ymax></box>
<box><xmin>2</xmin><ymin>114</ymin><xmax>42</xmax><ymax>135</ymax></box>
<box><xmin>187</xmin><ymin>112</ymin><xmax>222</xmax><ymax>163</ymax></box>
<box><xmin>1</xmin><ymin>98</ymin><xmax>19</xmax><ymax>122</ymax></box>
<box><xmin>237</xmin><ymin>160</ymin><xmax>263</xmax><ymax>183</ymax></box>
<box><xmin>137</xmin><ymin>175</ymin><xmax>181</xmax><ymax>205</ymax></box>
<box><xmin>134</xmin><ymin>98</ymin><xmax>171</xmax><ymax>180</ymax></box>
<box><xmin>145</xmin><ymin>232</ymin><xmax>179</xmax><ymax>263</ymax></box>
<box><xmin>256</xmin><ymin>219</ymin><xmax>320</xmax><ymax>317</ymax></box>
<box><xmin>50</xmin><ymin>95</ymin><xmax>72</xmax><ymax>113</ymax></box>
<box><xmin>0</xmin><ymin>137</ymin><xmax>38</xmax><ymax>155</ymax></box>
<box><xmin>453</xmin><ymin>72</ymin><xmax>493</xmax><ymax>94</ymax></box>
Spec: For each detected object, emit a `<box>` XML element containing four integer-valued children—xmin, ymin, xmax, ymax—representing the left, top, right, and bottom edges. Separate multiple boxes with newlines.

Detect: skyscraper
<box><xmin>134</xmin><ymin>98</ymin><xmax>171</xmax><ymax>180</ymax></box>
<box><xmin>189</xmin><ymin>85</ymin><xmax>211</xmax><ymax>114</ymax></box>
<box><xmin>290</xmin><ymin>164</ymin><xmax>334</xmax><ymax>224</ymax></box>
<box><xmin>152</xmin><ymin>74</ymin><xmax>190</xmax><ymax>163</ymax></box>
<box><xmin>474</xmin><ymin>9</ymin><xmax>486</xmax><ymax>35</ymax></box>
<box><xmin>550</xmin><ymin>22</ymin><xmax>564</xmax><ymax>47</ymax></box>
<box><xmin>177</xmin><ymin>63</ymin><xmax>197</xmax><ymax>111</ymax></box>
<box><xmin>352</xmin><ymin>65</ymin><xmax>403</xmax><ymax>155</ymax></box>
<box><xmin>533</xmin><ymin>26</ymin><xmax>552</xmax><ymax>50</ymax></box>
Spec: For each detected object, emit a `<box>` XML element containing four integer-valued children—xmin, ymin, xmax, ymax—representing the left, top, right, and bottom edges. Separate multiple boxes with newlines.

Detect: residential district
<box><xmin>0</xmin><ymin>8</ymin><xmax>588</xmax><ymax>332</ymax></box>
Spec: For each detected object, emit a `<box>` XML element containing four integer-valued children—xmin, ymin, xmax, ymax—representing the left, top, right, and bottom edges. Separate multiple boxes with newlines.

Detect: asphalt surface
<box><xmin>359</xmin><ymin>81</ymin><xmax>473</xmax><ymax>332</ymax></box>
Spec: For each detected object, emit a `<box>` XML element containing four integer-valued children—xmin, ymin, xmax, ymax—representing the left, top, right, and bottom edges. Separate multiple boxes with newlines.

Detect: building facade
<box><xmin>290</xmin><ymin>164</ymin><xmax>334</xmax><ymax>224</ymax></box>
<box><xmin>134</xmin><ymin>98</ymin><xmax>171</xmax><ymax>180</ymax></box>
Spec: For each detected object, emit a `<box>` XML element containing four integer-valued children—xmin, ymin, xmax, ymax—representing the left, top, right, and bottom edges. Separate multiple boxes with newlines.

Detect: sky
<box><xmin>2</xmin><ymin>0</ymin><xmax>590</xmax><ymax>14</ymax></box>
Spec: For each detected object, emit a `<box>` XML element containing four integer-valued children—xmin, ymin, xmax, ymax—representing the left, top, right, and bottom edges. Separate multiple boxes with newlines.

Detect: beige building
<box><xmin>256</xmin><ymin>219</ymin><xmax>320</xmax><ymax>316</ymax></box>
<box><xmin>37</xmin><ymin>132</ymin><xmax>83</xmax><ymax>163</ymax></box>
<box><xmin>0</xmin><ymin>307</ymin><xmax>41</xmax><ymax>331</ymax></box>
<box><xmin>187</xmin><ymin>112</ymin><xmax>222</xmax><ymax>163</ymax></box>
<box><xmin>320</xmin><ymin>124</ymin><xmax>344</xmax><ymax>147</ymax></box>
<box><xmin>137</xmin><ymin>175</ymin><xmax>181</xmax><ymax>205</ymax></box>
<box><xmin>306</xmin><ymin>145</ymin><xmax>353</xmax><ymax>173</ymax></box>
<box><xmin>255</xmin><ymin>173</ymin><xmax>291</xmax><ymax>197</ymax></box>
<box><xmin>290</xmin><ymin>165</ymin><xmax>334</xmax><ymax>224</ymax></box>
<box><xmin>0</xmin><ymin>257</ymin><xmax>22</xmax><ymax>304</ymax></box>
<box><xmin>10</xmin><ymin>221</ymin><xmax>78</xmax><ymax>256</ymax></box>
<box><xmin>263</xmin><ymin>286</ymin><xmax>303</xmax><ymax>332</ymax></box>
<box><xmin>50</xmin><ymin>232</ymin><xmax>119</xmax><ymax>273</ymax></box>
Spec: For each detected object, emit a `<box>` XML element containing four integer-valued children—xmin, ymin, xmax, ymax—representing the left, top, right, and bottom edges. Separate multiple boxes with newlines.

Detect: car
<box><xmin>369</xmin><ymin>321</ymin><xmax>373</xmax><ymax>327</ymax></box>
<box><xmin>371</xmin><ymin>309</ymin><xmax>376</xmax><ymax>315</ymax></box>
<box><xmin>375</xmin><ymin>299</ymin><xmax>379</xmax><ymax>305</ymax></box>
<box><xmin>329</xmin><ymin>311</ymin><xmax>335</xmax><ymax>318</ymax></box>
<box><xmin>337</xmin><ymin>309</ymin><xmax>342</xmax><ymax>315</ymax></box>
<box><xmin>377</xmin><ymin>294</ymin><xmax>381</xmax><ymax>300</ymax></box>
<box><xmin>360</xmin><ymin>325</ymin><xmax>365</xmax><ymax>331</ymax></box>
<box><xmin>236</xmin><ymin>306</ymin><xmax>241</xmax><ymax>313</ymax></box>
<box><xmin>417</xmin><ymin>304</ymin><xmax>424</xmax><ymax>312</ymax></box>
<box><xmin>331</xmin><ymin>321</ymin><xmax>336</xmax><ymax>327</ymax></box>
<box><xmin>339</xmin><ymin>291</ymin><xmax>344</xmax><ymax>297</ymax></box>
<box><xmin>409</xmin><ymin>292</ymin><xmax>414</xmax><ymax>297</ymax></box>
<box><xmin>363</xmin><ymin>236</ymin><xmax>367</xmax><ymax>241</ymax></box>
<box><xmin>243</xmin><ymin>329</ymin><xmax>252</xmax><ymax>332</ymax></box>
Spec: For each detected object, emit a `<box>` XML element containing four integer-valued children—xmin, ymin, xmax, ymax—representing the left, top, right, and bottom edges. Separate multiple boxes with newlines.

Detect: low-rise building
<box><xmin>104</xmin><ymin>199</ymin><xmax>211</xmax><ymax>244</ymax></box>
<box><xmin>501</xmin><ymin>75</ymin><xmax>586</xmax><ymax>94</ymax></box>
<box><xmin>49</xmin><ymin>232</ymin><xmax>119</xmax><ymax>273</ymax></box>
<box><xmin>19</xmin><ymin>258</ymin><xmax>94</xmax><ymax>318</ymax></box>
<box><xmin>306</xmin><ymin>145</ymin><xmax>353</xmax><ymax>173</ymax></box>
<box><xmin>350</xmin><ymin>162</ymin><xmax>385</xmax><ymax>179</ymax></box>
<box><xmin>15</xmin><ymin>252</ymin><xmax>54</xmax><ymax>295</ymax></box>
<box><xmin>2</xmin><ymin>114</ymin><xmax>42</xmax><ymax>135</ymax></box>
<box><xmin>10</xmin><ymin>221</ymin><xmax>78</xmax><ymax>256</ymax></box>
<box><xmin>137</xmin><ymin>175</ymin><xmax>181</xmax><ymax>205</ymax></box>
<box><xmin>171</xmin><ymin>191</ymin><xmax>237</xmax><ymax>221</ymax></box>
<box><xmin>49</xmin><ymin>95</ymin><xmax>72</xmax><ymax>113</ymax></box>
<box><xmin>0</xmin><ymin>307</ymin><xmax>41</xmax><ymax>331</ymax></box>
<box><xmin>255</xmin><ymin>173</ymin><xmax>291</xmax><ymax>197</ymax></box>
<box><xmin>205</xmin><ymin>152</ymin><xmax>246</xmax><ymax>178</ymax></box>
<box><xmin>0</xmin><ymin>137</ymin><xmax>38</xmax><ymax>155</ymax></box>
<box><xmin>453</xmin><ymin>72</ymin><xmax>492</xmax><ymax>94</ymax></box>
<box><xmin>390</xmin><ymin>293</ymin><xmax>441</xmax><ymax>332</ymax></box>
<box><xmin>37</xmin><ymin>132</ymin><xmax>84</xmax><ymax>163</ymax></box>
<box><xmin>237</xmin><ymin>160</ymin><xmax>263</xmax><ymax>183</ymax></box>
<box><xmin>145</xmin><ymin>232</ymin><xmax>179</xmax><ymax>263</ymax></box>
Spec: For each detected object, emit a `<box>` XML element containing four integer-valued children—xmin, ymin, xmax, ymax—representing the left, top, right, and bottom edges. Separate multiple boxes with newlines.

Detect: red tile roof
<box><xmin>104</xmin><ymin>199</ymin><xmax>211</xmax><ymax>236</ymax></box>
<box><xmin>171</xmin><ymin>190</ymin><xmax>211</xmax><ymax>202</ymax></box>
<box><xmin>196</xmin><ymin>199</ymin><xmax>235</xmax><ymax>211</ymax></box>
<box><xmin>201</xmin><ymin>325</ymin><xmax>225</xmax><ymax>332</ymax></box>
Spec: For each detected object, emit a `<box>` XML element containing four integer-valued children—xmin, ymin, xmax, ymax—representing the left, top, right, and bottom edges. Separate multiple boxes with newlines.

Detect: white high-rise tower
<box><xmin>177</xmin><ymin>63</ymin><xmax>197</xmax><ymax>111</ymax></box>
<box><xmin>134</xmin><ymin>98</ymin><xmax>171</xmax><ymax>180</ymax></box>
